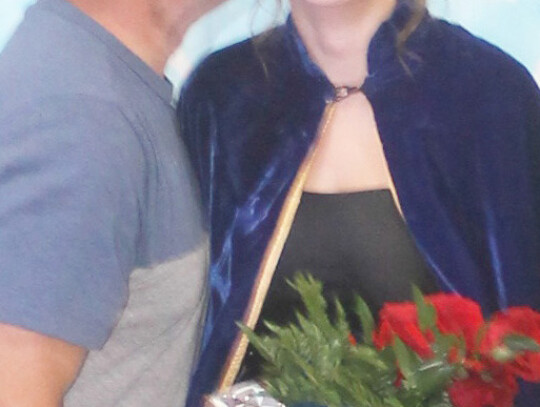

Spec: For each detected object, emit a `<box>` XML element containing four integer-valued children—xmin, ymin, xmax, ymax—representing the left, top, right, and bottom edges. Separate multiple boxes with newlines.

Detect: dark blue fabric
<box><xmin>179</xmin><ymin>4</ymin><xmax>540</xmax><ymax>406</ymax></box>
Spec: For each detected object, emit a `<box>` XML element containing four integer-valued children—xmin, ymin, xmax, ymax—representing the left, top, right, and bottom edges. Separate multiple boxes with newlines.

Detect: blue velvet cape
<box><xmin>179</xmin><ymin>4</ymin><xmax>540</xmax><ymax>406</ymax></box>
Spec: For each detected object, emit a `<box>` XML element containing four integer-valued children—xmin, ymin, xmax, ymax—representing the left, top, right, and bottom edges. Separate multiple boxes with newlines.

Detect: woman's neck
<box><xmin>290</xmin><ymin>0</ymin><xmax>396</xmax><ymax>86</ymax></box>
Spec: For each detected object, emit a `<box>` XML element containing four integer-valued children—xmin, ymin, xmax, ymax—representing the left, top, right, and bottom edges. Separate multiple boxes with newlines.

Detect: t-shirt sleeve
<box><xmin>0</xmin><ymin>96</ymin><xmax>145</xmax><ymax>349</ymax></box>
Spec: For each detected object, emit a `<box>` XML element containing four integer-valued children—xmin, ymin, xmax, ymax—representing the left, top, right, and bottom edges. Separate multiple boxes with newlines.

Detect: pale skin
<box><xmin>0</xmin><ymin>0</ymin><xmax>223</xmax><ymax>405</ymax></box>
<box><xmin>290</xmin><ymin>0</ymin><xmax>399</xmax><ymax>193</ymax></box>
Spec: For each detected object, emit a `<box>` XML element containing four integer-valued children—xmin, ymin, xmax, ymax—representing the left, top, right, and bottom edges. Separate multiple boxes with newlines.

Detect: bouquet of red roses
<box><xmin>238</xmin><ymin>275</ymin><xmax>540</xmax><ymax>407</ymax></box>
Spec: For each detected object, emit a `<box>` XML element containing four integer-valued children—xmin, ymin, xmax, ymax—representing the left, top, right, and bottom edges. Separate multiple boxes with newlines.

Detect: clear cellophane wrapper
<box><xmin>205</xmin><ymin>381</ymin><xmax>285</xmax><ymax>407</ymax></box>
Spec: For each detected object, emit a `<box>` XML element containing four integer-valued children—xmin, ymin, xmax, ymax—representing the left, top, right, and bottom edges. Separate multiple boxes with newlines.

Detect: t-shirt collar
<box><xmin>36</xmin><ymin>0</ymin><xmax>174</xmax><ymax>104</ymax></box>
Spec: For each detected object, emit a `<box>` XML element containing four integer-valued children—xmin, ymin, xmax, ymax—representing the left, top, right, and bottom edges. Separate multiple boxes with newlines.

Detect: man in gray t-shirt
<box><xmin>0</xmin><ymin>0</ymin><xmax>223</xmax><ymax>405</ymax></box>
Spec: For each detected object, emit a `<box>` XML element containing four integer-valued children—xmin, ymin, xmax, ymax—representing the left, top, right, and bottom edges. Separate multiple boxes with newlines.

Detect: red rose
<box><xmin>427</xmin><ymin>293</ymin><xmax>484</xmax><ymax>353</ymax></box>
<box><xmin>373</xmin><ymin>294</ymin><xmax>484</xmax><ymax>359</ymax></box>
<box><xmin>373</xmin><ymin>302</ymin><xmax>434</xmax><ymax>358</ymax></box>
<box><xmin>448</xmin><ymin>369</ymin><xmax>518</xmax><ymax>407</ymax></box>
<box><xmin>481</xmin><ymin>307</ymin><xmax>540</xmax><ymax>382</ymax></box>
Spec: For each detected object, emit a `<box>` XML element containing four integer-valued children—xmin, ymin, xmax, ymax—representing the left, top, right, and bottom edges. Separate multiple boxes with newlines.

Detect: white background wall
<box><xmin>168</xmin><ymin>0</ymin><xmax>540</xmax><ymax>87</ymax></box>
<box><xmin>1</xmin><ymin>0</ymin><xmax>539</xmax><ymax>87</ymax></box>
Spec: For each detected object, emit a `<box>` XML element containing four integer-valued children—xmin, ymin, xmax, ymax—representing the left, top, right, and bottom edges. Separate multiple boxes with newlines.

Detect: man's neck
<box><xmin>291</xmin><ymin>0</ymin><xmax>396</xmax><ymax>86</ymax></box>
<box><xmin>67</xmin><ymin>0</ymin><xmax>199</xmax><ymax>74</ymax></box>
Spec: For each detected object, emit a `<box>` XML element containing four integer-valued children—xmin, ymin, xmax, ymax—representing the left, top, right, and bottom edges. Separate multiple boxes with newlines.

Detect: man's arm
<box><xmin>0</xmin><ymin>97</ymin><xmax>145</xmax><ymax>405</ymax></box>
<box><xmin>0</xmin><ymin>323</ymin><xmax>86</xmax><ymax>406</ymax></box>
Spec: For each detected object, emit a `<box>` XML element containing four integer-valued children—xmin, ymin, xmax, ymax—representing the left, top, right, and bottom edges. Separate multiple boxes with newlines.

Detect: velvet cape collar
<box><xmin>179</xmin><ymin>5</ymin><xmax>540</xmax><ymax>405</ymax></box>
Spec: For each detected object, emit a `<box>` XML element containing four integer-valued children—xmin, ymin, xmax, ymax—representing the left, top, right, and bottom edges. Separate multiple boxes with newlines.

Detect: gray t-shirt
<box><xmin>0</xmin><ymin>0</ymin><xmax>208</xmax><ymax>405</ymax></box>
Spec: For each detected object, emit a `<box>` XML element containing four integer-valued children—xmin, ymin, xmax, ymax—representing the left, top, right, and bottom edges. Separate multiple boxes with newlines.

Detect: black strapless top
<box><xmin>239</xmin><ymin>189</ymin><xmax>439</xmax><ymax>380</ymax></box>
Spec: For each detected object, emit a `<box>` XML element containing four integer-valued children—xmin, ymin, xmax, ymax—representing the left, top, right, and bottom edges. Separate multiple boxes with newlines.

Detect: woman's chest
<box><xmin>304</xmin><ymin>93</ymin><xmax>393</xmax><ymax>193</ymax></box>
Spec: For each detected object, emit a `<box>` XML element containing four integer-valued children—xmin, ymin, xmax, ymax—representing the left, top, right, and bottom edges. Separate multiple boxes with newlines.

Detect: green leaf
<box><xmin>238</xmin><ymin>275</ymin><xmax>460</xmax><ymax>407</ymax></box>
<box><xmin>392</xmin><ymin>337</ymin><xmax>417</xmax><ymax>380</ymax></box>
<box><xmin>413</xmin><ymin>286</ymin><xmax>437</xmax><ymax>332</ymax></box>
<box><xmin>237</xmin><ymin>322</ymin><xmax>276</xmax><ymax>363</ymax></box>
<box><xmin>426</xmin><ymin>391</ymin><xmax>454</xmax><ymax>407</ymax></box>
<box><xmin>288</xmin><ymin>274</ymin><xmax>333</xmax><ymax>335</ymax></box>
<box><xmin>349</xmin><ymin>345</ymin><xmax>389</xmax><ymax>369</ymax></box>
<box><xmin>354</xmin><ymin>295</ymin><xmax>375</xmax><ymax>345</ymax></box>
<box><xmin>504</xmin><ymin>334</ymin><xmax>540</xmax><ymax>352</ymax></box>
<box><xmin>413</xmin><ymin>361</ymin><xmax>457</xmax><ymax>397</ymax></box>
<box><xmin>384</xmin><ymin>398</ymin><xmax>406</xmax><ymax>407</ymax></box>
<box><xmin>431</xmin><ymin>333</ymin><xmax>463</xmax><ymax>360</ymax></box>
<box><xmin>333</xmin><ymin>297</ymin><xmax>350</xmax><ymax>338</ymax></box>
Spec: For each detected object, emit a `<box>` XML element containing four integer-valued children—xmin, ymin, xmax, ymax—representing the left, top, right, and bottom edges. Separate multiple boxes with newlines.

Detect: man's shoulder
<box><xmin>0</xmin><ymin>4</ymin><xmax>128</xmax><ymax>114</ymax></box>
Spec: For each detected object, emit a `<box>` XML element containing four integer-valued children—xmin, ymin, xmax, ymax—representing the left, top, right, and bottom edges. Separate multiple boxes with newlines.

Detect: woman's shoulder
<box><xmin>419</xmin><ymin>16</ymin><xmax>537</xmax><ymax>92</ymax></box>
<box><xmin>181</xmin><ymin>26</ymin><xmax>288</xmax><ymax>102</ymax></box>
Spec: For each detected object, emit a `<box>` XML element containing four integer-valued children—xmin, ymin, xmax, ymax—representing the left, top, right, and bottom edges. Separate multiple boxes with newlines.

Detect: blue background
<box><xmin>1</xmin><ymin>0</ymin><xmax>539</xmax><ymax>88</ymax></box>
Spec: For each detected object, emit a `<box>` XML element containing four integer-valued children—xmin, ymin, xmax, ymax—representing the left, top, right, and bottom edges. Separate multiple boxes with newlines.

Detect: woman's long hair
<box><xmin>396</xmin><ymin>0</ymin><xmax>427</xmax><ymax>54</ymax></box>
